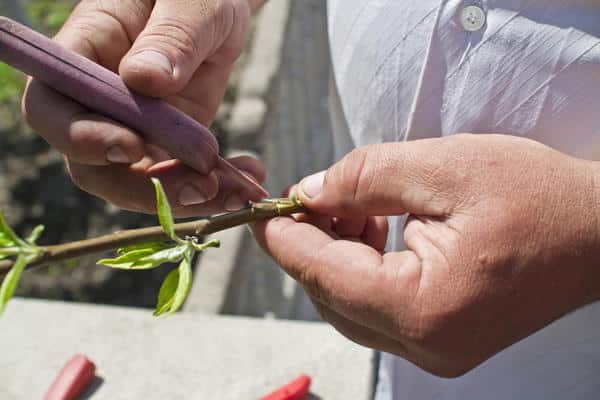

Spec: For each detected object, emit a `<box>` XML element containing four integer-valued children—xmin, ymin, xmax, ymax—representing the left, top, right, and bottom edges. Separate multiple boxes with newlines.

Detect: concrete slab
<box><xmin>1</xmin><ymin>299</ymin><xmax>375</xmax><ymax>399</ymax></box>
<box><xmin>185</xmin><ymin>225</ymin><xmax>246</xmax><ymax>314</ymax></box>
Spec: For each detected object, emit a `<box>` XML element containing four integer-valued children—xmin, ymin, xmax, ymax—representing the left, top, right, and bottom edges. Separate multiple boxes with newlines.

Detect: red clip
<box><xmin>260</xmin><ymin>374</ymin><xmax>311</xmax><ymax>400</ymax></box>
<box><xmin>44</xmin><ymin>354</ymin><xmax>96</xmax><ymax>400</ymax></box>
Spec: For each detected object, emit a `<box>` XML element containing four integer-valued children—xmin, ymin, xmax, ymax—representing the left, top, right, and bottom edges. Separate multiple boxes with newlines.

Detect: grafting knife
<box><xmin>0</xmin><ymin>17</ymin><xmax>268</xmax><ymax>201</ymax></box>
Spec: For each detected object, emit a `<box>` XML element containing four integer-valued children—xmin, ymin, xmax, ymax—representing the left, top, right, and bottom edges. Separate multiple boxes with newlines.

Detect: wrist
<box><xmin>588</xmin><ymin>160</ymin><xmax>600</xmax><ymax>298</ymax></box>
<box><xmin>577</xmin><ymin>159</ymin><xmax>600</xmax><ymax>303</ymax></box>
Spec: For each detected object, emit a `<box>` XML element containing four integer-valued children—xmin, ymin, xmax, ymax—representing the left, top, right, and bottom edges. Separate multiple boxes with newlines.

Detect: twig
<box><xmin>0</xmin><ymin>200</ymin><xmax>306</xmax><ymax>277</ymax></box>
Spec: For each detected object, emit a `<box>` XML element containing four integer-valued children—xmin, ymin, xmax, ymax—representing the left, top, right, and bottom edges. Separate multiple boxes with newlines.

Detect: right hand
<box><xmin>21</xmin><ymin>0</ymin><xmax>264</xmax><ymax>216</ymax></box>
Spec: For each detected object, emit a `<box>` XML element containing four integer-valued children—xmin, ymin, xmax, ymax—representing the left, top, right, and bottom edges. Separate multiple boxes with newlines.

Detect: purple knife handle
<box><xmin>0</xmin><ymin>17</ymin><xmax>267</xmax><ymax>199</ymax></box>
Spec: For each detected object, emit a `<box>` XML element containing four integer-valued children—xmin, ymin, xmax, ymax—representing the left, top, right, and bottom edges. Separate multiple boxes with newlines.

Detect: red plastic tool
<box><xmin>44</xmin><ymin>354</ymin><xmax>96</xmax><ymax>400</ymax></box>
<box><xmin>260</xmin><ymin>374</ymin><xmax>311</xmax><ymax>400</ymax></box>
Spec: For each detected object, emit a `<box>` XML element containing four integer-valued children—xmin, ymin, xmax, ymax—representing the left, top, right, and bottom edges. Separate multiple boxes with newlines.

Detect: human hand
<box><xmin>21</xmin><ymin>0</ymin><xmax>262</xmax><ymax>216</ymax></box>
<box><xmin>251</xmin><ymin>134</ymin><xmax>600</xmax><ymax>377</ymax></box>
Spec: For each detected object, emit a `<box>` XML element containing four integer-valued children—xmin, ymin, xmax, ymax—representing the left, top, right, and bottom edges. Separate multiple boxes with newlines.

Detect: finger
<box><xmin>65</xmin><ymin>156</ymin><xmax>219</xmax><ymax>215</ymax></box>
<box><xmin>22</xmin><ymin>79</ymin><xmax>145</xmax><ymax>166</ymax></box>
<box><xmin>330</xmin><ymin>215</ymin><xmax>389</xmax><ymax>251</ymax></box>
<box><xmin>67</xmin><ymin>152</ymin><xmax>265</xmax><ymax>216</ymax></box>
<box><xmin>54</xmin><ymin>0</ymin><xmax>154</xmax><ymax>68</ymax></box>
<box><xmin>119</xmin><ymin>0</ymin><xmax>249</xmax><ymax>98</ymax></box>
<box><xmin>226</xmin><ymin>155</ymin><xmax>266</xmax><ymax>184</ymax></box>
<box><xmin>164</xmin><ymin>62</ymin><xmax>234</xmax><ymax>126</ymax></box>
<box><xmin>332</xmin><ymin>216</ymin><xmax>368</xmax><ymax>238</ymax></box>
<box><xmin>251</xmin><ymin>216</ymin><xmax>423</xmax><ymax>338</ymax></box>
<box><xmin>293</xmin><ymin>141</ymin><xmax>459</xmax><ymax>218</ymax></box>
<box><xmin>295</xmin><ymin>214</ymin><xmax>387</xmax><ymax>249</ymax></box>
<box><xmin>361</xmin><ymin>216</ymin><xmax>389</xmax><ymax>252</ymax></box>
<box><xmin>146</xmin><ymin>154</ymin><xmax>266</xmax><ymax>212</ymax></box>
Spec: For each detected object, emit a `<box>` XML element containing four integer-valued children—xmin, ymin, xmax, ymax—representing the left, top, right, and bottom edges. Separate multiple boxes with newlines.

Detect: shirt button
<box><xmin>459</xmin><ymin>5</ymin><xmax>486</xmax><ymax>32</ymax></box>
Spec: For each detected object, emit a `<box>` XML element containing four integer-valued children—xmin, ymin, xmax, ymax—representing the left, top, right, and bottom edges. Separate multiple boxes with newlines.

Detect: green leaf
<box><xmin>153</xmin><ymin>252</ymin><xmax>193</xmax><ymax>317</ymax></box>
<box><xmin>0</xmin><ymin>210</ymin><xmax>21</xmax><ymax>247</ymax></box>
<box><xmin>0</xmin><ymin>63</ymin><xmax>24</xmax><ymax>103</ymax></box>
<box><xmin>0</xmin><ymin>247</ymin><xmax>22</xmax><ymax>261</ymax></box>
<box><xmin>0</xmin><ymin>254</ymin><xmax>29</xmax><ymax>316</ymax></box>
<box><xmin>0</xmin><ymin>236</ymin><xmax>12</xmax><ymax>247</ymax></box>
<box><xmin>192</xmin><ymin>239</ymin><xmax>221</xmax><ymax>252</ymax></box>
<box><xmin>97</xmin><ymin>248</ymin><xmax>157</xmax><ymax>269</ymax></box>
<box><xmin>98</xmin><ymin>244</ymin><xmax>189</xmax><ymax>270</ymax></box>
<box><xmin>26</xmin><ymin>225</ymin><xmax>45</xmax><ymax>244</ymax></box>
<box><xmin>152</xmin><ymin>178</ymin><xmax>176</xmax><ymax>241</ymax></box>
<box><xmin>129</xmin><ymin>245</ymin><xmax>189</xmax><ymax>270</ymax></box>
<box><xmin>117</xmin><ymin>242</ymin><xmax>170</xmax><ymax>255</ymax></box>
<box><xmin>154</xmin><ymin>268</ymin><xmax>179</xmax><ymax>316</ymax></box>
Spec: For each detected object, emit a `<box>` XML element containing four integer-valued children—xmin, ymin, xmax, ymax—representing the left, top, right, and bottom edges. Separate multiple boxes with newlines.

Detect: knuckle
<box><xmin>331</xmin><ymin>146</ymin><xmax>375</xmax><ymax>212</ymax></box>
<box><xmin>213</xmin><ymin>0</ymin><xmax>249</xmax><ymax>57</ymax></box>
<box><xmin>144</xmin><ymin>17</ymin><xmax>202</xmax><ymax>60</ymax></box>
<box><xmin>334</xmin><ymin>148</ymin><xmax>366</xmax><ymax>199</ymax></box>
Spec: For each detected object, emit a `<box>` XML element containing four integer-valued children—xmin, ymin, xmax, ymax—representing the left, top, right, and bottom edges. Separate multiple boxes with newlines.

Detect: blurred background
<box><xmin>0</xmin><ymin>0</ymin><xmax>333</xmax><ymax>319</ymax></box>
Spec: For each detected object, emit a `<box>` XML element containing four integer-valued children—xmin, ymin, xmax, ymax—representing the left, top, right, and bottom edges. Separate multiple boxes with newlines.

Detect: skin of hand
<box><xmin>21</xmin><ymin>0</ymin><xmax>264</xmax><ymax>216</ymax></box>
<box><xmin>251</xmin><ymin>134</ymin><xmax>600</xmax><ymax>377</ymax></box>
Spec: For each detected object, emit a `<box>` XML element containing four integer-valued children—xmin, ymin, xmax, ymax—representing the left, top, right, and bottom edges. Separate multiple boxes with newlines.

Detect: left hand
<box><xmin>251</xmin><ymin>134</ymin><xmax>600</xmax><ymax>377</ymax></box>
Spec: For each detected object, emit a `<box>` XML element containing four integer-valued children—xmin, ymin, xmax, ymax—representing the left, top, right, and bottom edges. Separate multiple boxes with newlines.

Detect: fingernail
<box><xmin>179</xmin><ymin>185</ymin><xmax>208</xmax><ymax>206</ymax></box>
<box><xmin>300</xmin><ymin>171</ymin><xmax>325</xmax><ymax>199</ymax></box>
<box><xmin>225</xmin><ymin>193</ymin><xmax>246</xmax><ymax>211</ymax></box>
<box><xmin>128</xmin><ymin>50</ymin><xmax>173</xmax><ymax>75</ymax></box>
<box><xmin>106</xmin><ymin>145</ymin><xmax>131</xmax><ymax>164</ymax></box>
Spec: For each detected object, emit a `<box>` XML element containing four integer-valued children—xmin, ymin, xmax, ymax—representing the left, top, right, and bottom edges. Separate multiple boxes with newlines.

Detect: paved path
<box><xmin>223</xmin><ymin>0</ymin><xmax>334</xmax><ymax>319</ymax></box>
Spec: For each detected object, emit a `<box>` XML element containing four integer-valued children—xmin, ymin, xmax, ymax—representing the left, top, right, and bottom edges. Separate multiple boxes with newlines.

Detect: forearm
<box><xmin>585</xmin><ymin>161</ymin><xmax>600</xmax><ymax>300</ymax></box>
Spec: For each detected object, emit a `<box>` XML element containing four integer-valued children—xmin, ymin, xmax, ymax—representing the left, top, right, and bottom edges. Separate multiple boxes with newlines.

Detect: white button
<box><xmin>459</xmin><ymin>5</ymin><xmax>486</xmax><ymax>32</ymax></box>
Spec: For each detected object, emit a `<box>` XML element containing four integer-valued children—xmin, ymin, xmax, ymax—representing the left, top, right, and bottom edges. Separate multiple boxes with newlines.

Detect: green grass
<box><xmin>0</xmin><ymin>63</ymin><xmax>24</xmax><ymax>104</ymax></box>
<box><xmin>0</xmin><ymin>1</ymin><xmax>74</xmax><ymax>102</ymax></box>
<box><xmin>27</xmin><ymin>0</ymin><xmax>73</xmax><ymax>34</ymax></box>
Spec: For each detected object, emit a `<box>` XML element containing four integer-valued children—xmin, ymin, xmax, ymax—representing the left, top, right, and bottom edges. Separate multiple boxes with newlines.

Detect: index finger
<box><xmin>251</xmin><ymin>216</ymin><xmax>423</xmax><ymax>339</ymax></box>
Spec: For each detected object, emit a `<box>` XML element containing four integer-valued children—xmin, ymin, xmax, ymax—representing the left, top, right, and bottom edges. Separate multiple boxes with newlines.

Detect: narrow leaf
<box><xmin>118</xmin><ymin>242</ymin><xmax>170</xmax><ymax>255</ymax></box>
<box><xmin>0</xmin><ymin>235</ymin><xmax>13</xmax><ymax>247</ymax></box>
<box><xmin>0</xmin><ymin>210</ymin><xmax>21</xmax><ymax>246</ymax></box>
<box><xmin>152</xmin><ymin>178</ymin><xmax>176</xmax><ymax>240</ymax></box>
<box><xmin>26</xmin><ymin>225</ymin><xmax>45</xmax><ymax>244</ymax></box>
<box><xmin>154</xmin><ymin>268</ymin><xmax>180</xmax><ymax>316</ymax></box>
<box><xmin>153</xmin><ymin>252</ymin><xmax>193</xmax><ymax>317</ymax></box>
<box><xmin>130</xmin><ymin>245</ymin><xmax>188</xmax><ymax>270</ymax></box>
<box><xmin>98</xmin><ymin>244</ymin><xmax>188</xmax><ymax>270</ymax></box>
<box><xmin>0</xmin><ymin>247</ymin><xmax>22</xmax><ymax>261</ymax></box>
<box><xmin>169</xmin><ymin>253</ymin><xmax>193</xmax><ymax>315</ymax></box>
<box><xmin>97</xmin><ymin>248</ymin><xmax>157</xmax><ymax>269</ymax></box>
<box><xmin>0</xmin><ymin>254</ymin><xmax>28</xmax><ymax>316</ymax></box>
<box><xmin>193</xmin><ymin>239</ymin><xmax>221</xmax><ymax>252</ymax></box>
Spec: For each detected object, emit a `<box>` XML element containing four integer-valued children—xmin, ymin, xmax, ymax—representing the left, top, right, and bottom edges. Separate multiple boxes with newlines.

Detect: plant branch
<box><xmin>0</xmin><ymin>200</ymin><xmax>306</xmax><ymax>277</ymax></box>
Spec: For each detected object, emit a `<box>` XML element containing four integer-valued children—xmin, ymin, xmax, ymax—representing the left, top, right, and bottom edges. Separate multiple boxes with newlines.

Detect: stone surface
<box><xmin>1</xmin><ymin>299</ymin><xmax>375</xmax><ymax>399</ymax></box>
<box><xmin>184</xmin><ymin>225</ymin><xmax>246</xmax><ymax>314</ymax></box>
<box><xmin>238</xmin><ymin>0</ymin><xmax>291</xmax><ymax>98</ymax></box>
<box><xmin>222</xmin><ymin>0</ymin><xmax>334</xmax><ymax>320</ymax></box>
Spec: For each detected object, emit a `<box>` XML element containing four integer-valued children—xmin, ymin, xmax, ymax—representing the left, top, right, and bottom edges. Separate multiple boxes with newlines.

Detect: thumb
<box><xmin>294</xmin><ymin>141</ymin><xmax>459</xmax><ymax>218</ymax></box>
<box><xmin>119</xmin><ymin>0</ymin><xmax>249</xmax><ymax>97</ymax></box>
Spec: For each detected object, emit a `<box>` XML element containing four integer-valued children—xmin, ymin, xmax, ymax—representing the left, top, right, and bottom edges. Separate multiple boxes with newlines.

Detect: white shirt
<box><xmin>327</xmin><ymin>0</ymin><xmax>600</xmax><ymax>398</ymax></box>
